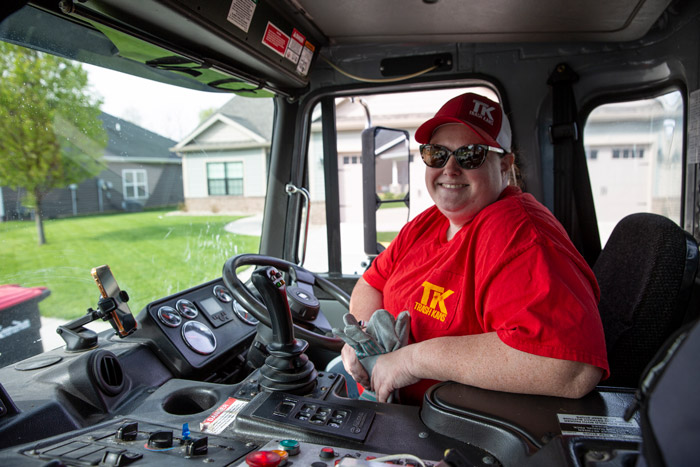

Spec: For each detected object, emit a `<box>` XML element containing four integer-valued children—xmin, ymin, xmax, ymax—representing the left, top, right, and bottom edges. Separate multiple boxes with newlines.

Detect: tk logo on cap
<box><xmin>469</xmin><ymin>100</ymin><xmax>495</xmax><ymax>125</ymax></box>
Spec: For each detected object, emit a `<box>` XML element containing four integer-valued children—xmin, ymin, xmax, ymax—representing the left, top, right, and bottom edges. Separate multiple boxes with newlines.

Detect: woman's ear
<box><xmin>501</xmin><ymin>153</ymin><xmax>515</xmax><ymax>173</ymax></box>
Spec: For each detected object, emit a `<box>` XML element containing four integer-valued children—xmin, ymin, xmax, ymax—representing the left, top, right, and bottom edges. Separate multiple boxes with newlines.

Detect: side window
<box><xmin>584</xmin><ymin>91</ymin><xmax>684</xmax><ymax>245</ymax></box>
<box><xmin>306</xmin><ymin>86</ymin><xmax>501</xmax><ymax>274</ymax></box>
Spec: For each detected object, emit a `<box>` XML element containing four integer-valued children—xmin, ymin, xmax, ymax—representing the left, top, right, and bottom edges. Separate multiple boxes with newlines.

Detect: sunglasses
<box><xmin>419</xmin><ymin>143</ymin><xmax>505</xmax><ymax>170</ymax></box>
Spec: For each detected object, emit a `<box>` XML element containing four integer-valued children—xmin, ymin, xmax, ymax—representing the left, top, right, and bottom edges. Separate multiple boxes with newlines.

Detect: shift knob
<box><xmin>251</xmin><ymin>266</ymin><xmax>317</xmax><ymax>394</ymax></box>
<box><xmin>251</xmin><ymin>267</ymin><xmax>295</xmax><ymax>350</ymax></box>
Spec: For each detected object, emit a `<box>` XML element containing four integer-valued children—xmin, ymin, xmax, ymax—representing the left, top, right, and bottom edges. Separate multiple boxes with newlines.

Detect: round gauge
<box><xmin>232</xmin><ymin>300</ymin><xmax>259</xmax><ymax>326</ymax></box>
<box><xmin>181</xmin><ymin>321</ymin><xmax>217</xmax><ymax>355</ymax></box>
<box><xmin>176</xmin><ymin>299</ymin><xmax>198</xmax><ymax>319</ymax></box>
<box><xmin>213</xmin><ymin>285</ymin><xmax>233</xmax><ymax>303</ymax></box>
<box><xmin>157</xmin><ymin>306</ymin><xmax>182</xmax><ymax>328</ymax></box>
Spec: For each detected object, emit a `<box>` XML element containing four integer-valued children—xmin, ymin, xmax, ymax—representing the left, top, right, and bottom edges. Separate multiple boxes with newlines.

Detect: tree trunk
<box><xmin>35</xmin><ymin>196</ymin><xmax>46</xmax><ymax>245</ymax></box>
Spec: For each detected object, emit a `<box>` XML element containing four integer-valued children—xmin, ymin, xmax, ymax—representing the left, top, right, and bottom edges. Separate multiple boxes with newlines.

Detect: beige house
<box><xmin>172</xmin><ymin>97</ymin><xmax>273</xmax><ymax>214</ymax></box>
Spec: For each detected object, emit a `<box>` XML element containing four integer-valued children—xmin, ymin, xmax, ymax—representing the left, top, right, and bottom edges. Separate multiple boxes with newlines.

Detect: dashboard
<box><xmin>137</xmin><ymin>278</ymin><xmax>258</xmax><ymax>381</ymax></box>
<box><xmin>0</xmin><ymin>276</ymin><xmax>643</xmax><ymax>467</ymax></box>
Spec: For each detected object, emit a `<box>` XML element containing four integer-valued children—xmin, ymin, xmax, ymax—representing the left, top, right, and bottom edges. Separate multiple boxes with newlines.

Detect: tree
<box><xmin>0</xmin><ymin>42</ymin><xmax>107</xmax><ymax>245</ymax></box>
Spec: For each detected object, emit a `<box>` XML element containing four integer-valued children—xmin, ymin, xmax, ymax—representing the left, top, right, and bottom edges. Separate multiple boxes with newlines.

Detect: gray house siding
<box><xmin>0</xmin><ymin>112</ymin><xmax>181</xmax><ymax>220</ymax></box>
<box><xmin>147</xmin><ymin>164</ymin><xmax>184</xmax><ymax>207</ymax></box>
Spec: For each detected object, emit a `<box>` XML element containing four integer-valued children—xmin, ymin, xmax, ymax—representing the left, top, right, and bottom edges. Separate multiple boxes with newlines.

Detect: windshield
<box><xmin>0</xmin><ymin>41</ymin><xmax>272</xmax><ymax>367</ymax></box>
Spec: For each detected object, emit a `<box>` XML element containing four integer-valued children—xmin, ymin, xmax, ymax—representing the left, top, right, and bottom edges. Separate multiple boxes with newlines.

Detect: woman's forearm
<box><xmin>370</xmin><ymin>332</ymin><xmax>603</xmax><ymax>402</ymax></box>
<box><xmin>349</xmin><ymin>277</ymin><xmax>383</xmax><ymax>321</ymax></box>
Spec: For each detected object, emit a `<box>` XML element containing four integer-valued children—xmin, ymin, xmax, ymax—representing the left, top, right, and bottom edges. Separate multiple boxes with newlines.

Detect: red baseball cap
<box><xmin>415</xmin><ymin>92</ymin><xmax>512</xmax><ymax>152</ymax></box>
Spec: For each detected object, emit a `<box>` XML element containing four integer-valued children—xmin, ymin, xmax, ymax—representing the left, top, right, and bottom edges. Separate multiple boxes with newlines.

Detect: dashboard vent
<box><xmin>91</xmin><ymin>351</ymin><xmax>125</xmax><ymax>396</ymax></box>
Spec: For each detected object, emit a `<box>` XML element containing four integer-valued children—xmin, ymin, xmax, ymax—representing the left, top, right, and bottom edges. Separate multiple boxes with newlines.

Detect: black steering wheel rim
<box><xmin>222</xmin><ymin>254</ymin><xmax>347</xmax><ymax>352</ymax></box>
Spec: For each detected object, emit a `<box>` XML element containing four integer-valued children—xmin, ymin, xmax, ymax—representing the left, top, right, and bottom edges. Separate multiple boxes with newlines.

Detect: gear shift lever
<box><xmin>251</xmin><ymin>267</ymin><xmax>317</xmax><ymax>394</ymax></box>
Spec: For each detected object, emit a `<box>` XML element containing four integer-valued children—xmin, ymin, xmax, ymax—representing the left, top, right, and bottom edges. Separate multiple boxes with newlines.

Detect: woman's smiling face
<box><xmin>425</xmin><ymin>123</ymin><xmax>512</xmax><ymax>229</ymax></box>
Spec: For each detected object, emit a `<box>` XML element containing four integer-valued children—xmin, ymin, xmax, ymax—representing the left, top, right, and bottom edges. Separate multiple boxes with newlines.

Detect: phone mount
<box><xmin>57</xmin><ymin>291</ymin><xmax>137</xmax><ymax>352</ymax></box>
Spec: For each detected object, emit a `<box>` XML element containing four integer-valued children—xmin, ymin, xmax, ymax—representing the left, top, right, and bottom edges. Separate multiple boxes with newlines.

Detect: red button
<box><xmin>245</xmin><ymin>450</ymin><xmax>282</xmax><ymax>467</ymax></box>
<box><xmin>319</xmin><ymin>447</ymin><xmax>335</xmax><ymax>459</ymax></box>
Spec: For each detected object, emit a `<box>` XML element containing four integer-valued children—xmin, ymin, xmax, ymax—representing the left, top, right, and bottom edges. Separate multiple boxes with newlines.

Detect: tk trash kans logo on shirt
<box><xmin>414</xmin><ymin>281</ymin><xmax>454</xmax><ymax>323</ymax></box>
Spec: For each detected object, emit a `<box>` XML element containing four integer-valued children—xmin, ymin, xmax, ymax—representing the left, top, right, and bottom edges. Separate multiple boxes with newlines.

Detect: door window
<box><xmin>305</xmin><ymin>86</ymin><xmax>501</xmax><ymax>274</ymax></box>
<box><xmin>583</xmin><ymin>91</ymin><xmax>684</xmax><ymax>245</ymax></box>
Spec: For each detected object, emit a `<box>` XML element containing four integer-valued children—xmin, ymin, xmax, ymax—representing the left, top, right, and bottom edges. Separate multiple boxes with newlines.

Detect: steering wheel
<box><xmin>222</xmin><ymin>254</ymin><xmax>347</xmax><ymax>352</ymax></box>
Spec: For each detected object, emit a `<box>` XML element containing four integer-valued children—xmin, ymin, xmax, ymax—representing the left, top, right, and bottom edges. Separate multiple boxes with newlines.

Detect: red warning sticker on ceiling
<box><xmin>284</xmin><ymin>28</ymin><xmax>306</xmax><ymax>64</ymax></box>
<box><xmin>262</xmin><ymin>22</ymin><xmax>289</xmax><ymax>57</ymax></box>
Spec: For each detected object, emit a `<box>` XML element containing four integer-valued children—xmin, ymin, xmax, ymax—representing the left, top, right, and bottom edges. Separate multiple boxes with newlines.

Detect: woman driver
<box><xmin>341</xmin><ymin>92</ymin><xmax>608</xmax><ymax>405</ymax></box>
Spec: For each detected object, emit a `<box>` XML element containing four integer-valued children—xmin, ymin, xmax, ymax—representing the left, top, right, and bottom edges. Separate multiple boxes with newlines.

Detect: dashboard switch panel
<box><xmin>21</xmin><ymin>419</ymin><xmax>255</xmax><ymax>466</ymax></box>
<box><xmin>233</xmin><ymin>439</ymin><xmax>439</xmax><ymax>467</ymax></box>
<box><xmin>252</xmin><ymin>392</ymin><xmax>375</xmax><ymax>441</ymax></box>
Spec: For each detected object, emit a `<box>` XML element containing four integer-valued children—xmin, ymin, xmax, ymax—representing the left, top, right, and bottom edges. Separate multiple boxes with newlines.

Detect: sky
<box><xmin>85</xmin><ymin>64</ymin><xmax>235</xmax><ymax>142</ymax></box>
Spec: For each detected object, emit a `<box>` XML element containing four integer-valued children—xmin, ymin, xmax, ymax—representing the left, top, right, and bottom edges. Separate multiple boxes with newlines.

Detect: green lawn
<box><xmin>0</xmin><ymin>210</ymin><xmax>260</xmax><ymax>320</ymax></box>
<box><xmin>377</xmin><ymin>231</ymin><xmax>398</xmax><ymax>244</ymax></box>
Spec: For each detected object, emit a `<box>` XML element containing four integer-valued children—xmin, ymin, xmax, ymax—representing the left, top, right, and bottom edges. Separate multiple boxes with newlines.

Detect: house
<box><xmin>0</xmin><ymin>112</ymin><xmax>181</xmax><ymax>220</ymax></box>
<box><xmin>172</xmin><ymin>97</ymin><xmax>274</xmax><ymax>214</ymax></box>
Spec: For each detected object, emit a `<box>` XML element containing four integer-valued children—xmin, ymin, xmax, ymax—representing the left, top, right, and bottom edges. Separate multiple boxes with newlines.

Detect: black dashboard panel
<box><xmin>136</xmin><ymin>278</ymin><xmax>257</xmax><ymax>380</ymax></box>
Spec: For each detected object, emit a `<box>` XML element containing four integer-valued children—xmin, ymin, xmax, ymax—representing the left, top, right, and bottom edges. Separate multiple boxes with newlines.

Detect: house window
<box><xmin>207</xmin><ymin>162</ymin><xmax>243</xmax><ymax>196</ymax></box>
<box><xmin>123</xmin><ymin>169</ymin><xmax>148</xmax><ymax>199</ymax></box>
<box><xmin>611</xmin><ymin>147</ymin><xmax>645</xmax><ymax>159</ymax></box>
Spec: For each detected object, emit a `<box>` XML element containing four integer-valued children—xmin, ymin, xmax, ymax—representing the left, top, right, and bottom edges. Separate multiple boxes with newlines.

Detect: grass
<box><xmin>377</xmin><ymin>231</ymin><xmax>398</xmax><ymax>244</ymax></box>
<box><xmin>0</xmin><ymin>210</ymin><xmax>260</xmax><ymax>320</ymax></box>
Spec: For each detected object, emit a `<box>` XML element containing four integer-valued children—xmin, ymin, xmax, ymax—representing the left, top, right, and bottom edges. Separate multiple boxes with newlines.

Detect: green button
<box><xmin>279</xmin><ymin>439</ymin><xmax>300</xmax><ymax>455</ymax></box>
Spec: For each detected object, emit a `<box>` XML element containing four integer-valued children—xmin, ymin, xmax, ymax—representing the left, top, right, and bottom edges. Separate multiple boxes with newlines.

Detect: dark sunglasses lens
<box><xmin>421</xmin><ymin>145</ymin><xmax>448</xmax><ymax>167</ymax></box>
<box><xmin>454</xmin><ymin>146</ymin><xmax>487</xmax><ymax>169</ymax></box>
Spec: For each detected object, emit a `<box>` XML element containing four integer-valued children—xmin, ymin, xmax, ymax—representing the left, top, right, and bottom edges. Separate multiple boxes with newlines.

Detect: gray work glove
<box><xmin>333</xmin><ymin>309</ymin><xmax>411</xmax><ymax>372</ymax></box>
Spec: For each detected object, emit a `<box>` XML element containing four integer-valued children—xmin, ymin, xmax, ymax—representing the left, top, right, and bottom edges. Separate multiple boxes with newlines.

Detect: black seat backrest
<box><xmin>593</xmin><ymin>213</ymin><xmax>699</xmax><ymax>388</ymax></box>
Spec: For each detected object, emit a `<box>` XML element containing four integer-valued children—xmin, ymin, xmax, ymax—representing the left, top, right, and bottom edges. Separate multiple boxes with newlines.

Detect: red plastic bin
<box><xmin>0</xmin><ymin>284</ymin><xmax>50</xmax><ymax>367</ymax></box>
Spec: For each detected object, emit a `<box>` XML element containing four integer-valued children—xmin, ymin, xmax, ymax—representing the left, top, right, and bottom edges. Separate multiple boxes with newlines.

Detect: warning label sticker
<box><xmin>262</xmin><ymin>22</ymin><xmax>290</xmax><ymax>57</ymax></box>
<box><xmin>296</xmin><ymin>41</ymin><xmax>315</xmax><ymax>76</ymax></box>
<box><xmin>284</xmin><ymin>29</ymin><xmax>306</xmax><ymax>64</ymax></box>
<box><xmin>557</xmin><ymin>414</ymin><xmax>642</xmax><ymax>441</ymax></box>
<box><xmin>200</xmin><ymin>397</ymin><xmax>247</xmax><ymax>435</ymax></box>
<box><xmin>227</xmin><ymin>0</ymin><xmax>257</xmax><ymax>34</ymax></box>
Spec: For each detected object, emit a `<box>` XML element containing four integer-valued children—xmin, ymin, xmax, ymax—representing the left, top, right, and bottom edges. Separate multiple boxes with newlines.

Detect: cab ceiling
<box><xmin>292</xmin><ymin>0</ymin><xmax>674</xmax><ymax>44</ymax></box>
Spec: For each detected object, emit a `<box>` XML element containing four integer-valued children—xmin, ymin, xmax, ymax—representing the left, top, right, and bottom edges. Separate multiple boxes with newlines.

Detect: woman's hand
<box><xmin>370</xmin><ymin>345</ymin><xmax>420</xmax><ymax>403</ymax></box>
<box><xmin>340</xmin><ymin>343</ymin><xmax>370</xmax><ymax>389</ymax></box>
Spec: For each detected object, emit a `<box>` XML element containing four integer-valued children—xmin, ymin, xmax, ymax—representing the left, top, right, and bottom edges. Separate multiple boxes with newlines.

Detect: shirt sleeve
<box><xmin>480</xmin><ymin>242</ymin><xmax>610</xmax><ymax>377</ymax></box>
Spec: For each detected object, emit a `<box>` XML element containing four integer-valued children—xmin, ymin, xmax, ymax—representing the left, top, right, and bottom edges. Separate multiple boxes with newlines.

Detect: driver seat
<box><xmin>593</xmin><ymin>213</ymin><xmax>699</xmax><ymax>388</ymax></box>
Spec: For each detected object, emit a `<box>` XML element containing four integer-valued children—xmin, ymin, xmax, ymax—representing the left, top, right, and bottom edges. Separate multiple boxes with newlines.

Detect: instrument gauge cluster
<box><xmin>143</xmin><ymin>278</ymin><xmax>258</xmax><ymax>374</ymax></box>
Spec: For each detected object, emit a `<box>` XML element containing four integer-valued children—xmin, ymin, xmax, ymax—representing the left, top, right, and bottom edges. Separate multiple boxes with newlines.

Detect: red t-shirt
<box><xmin>363</xmin><ymin>186</ymin><xmax>609</xmax><ymax>405</ymax></box>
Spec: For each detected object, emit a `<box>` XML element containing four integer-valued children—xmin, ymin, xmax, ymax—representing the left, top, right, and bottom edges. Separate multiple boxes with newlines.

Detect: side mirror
<box><xmin>361</xmin><ymin>126</ymin><xmax>411</xmax><ymax>257</ymax></box>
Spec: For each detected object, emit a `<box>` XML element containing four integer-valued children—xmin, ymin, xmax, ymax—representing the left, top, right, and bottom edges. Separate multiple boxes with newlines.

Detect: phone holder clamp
<box><xmin>57</xmin><ymin>291</ymin><xmax>135</xmax><ymax>352</ymax></box>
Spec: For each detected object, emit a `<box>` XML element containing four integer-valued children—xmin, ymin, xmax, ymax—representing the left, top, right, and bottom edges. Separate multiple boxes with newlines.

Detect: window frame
<box><xmin>206</xmin><ymin>161</ymin><xmax>244</xmax><ymax>196</ymax></box>
<box><xmin>122</xmin><ymin>168</ymin><xmax>149</xmax><ymax>200</ymax></box>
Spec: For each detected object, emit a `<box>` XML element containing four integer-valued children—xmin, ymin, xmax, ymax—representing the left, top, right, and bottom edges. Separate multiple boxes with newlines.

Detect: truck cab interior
<box><xmin>0</xmin><ymin>0</ymin><xmax>699</xmax><ymax>465</ymax></box>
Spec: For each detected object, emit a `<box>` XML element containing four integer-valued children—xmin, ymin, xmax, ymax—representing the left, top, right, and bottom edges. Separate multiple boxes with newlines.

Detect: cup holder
<box><xmin>161</xmin><ymin>388</ymin><xmax>219</xmax><ymax>415</ymax></box>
